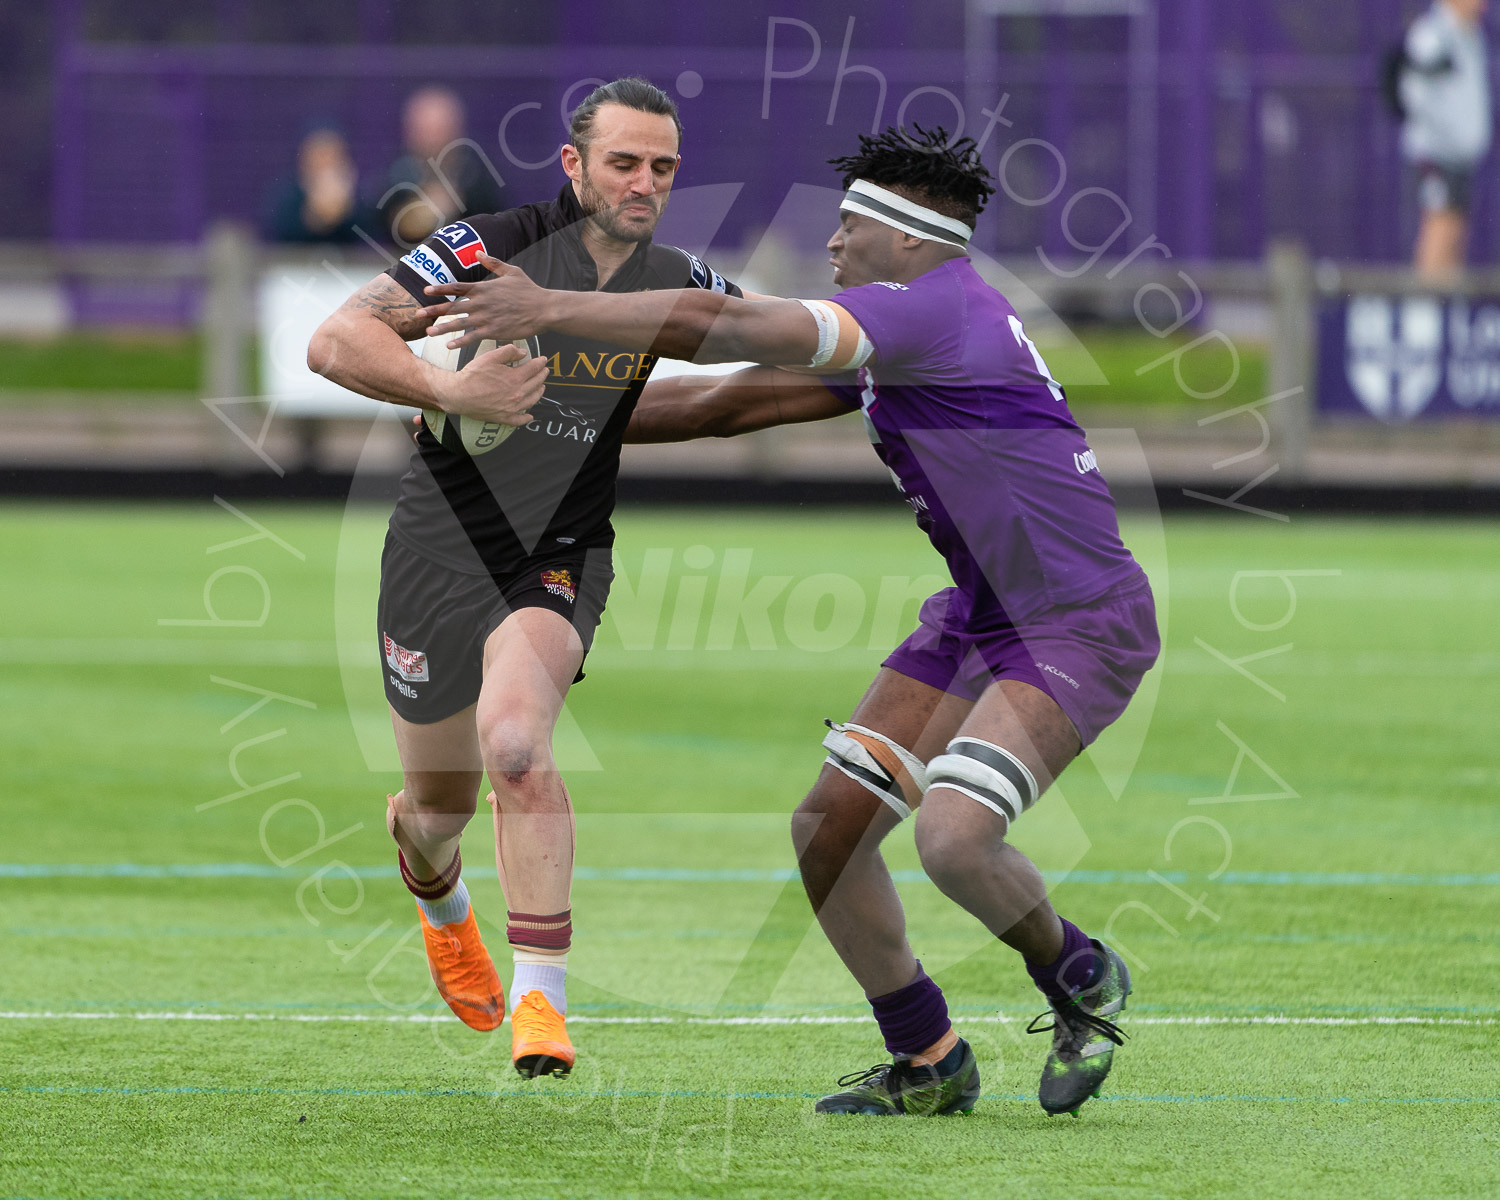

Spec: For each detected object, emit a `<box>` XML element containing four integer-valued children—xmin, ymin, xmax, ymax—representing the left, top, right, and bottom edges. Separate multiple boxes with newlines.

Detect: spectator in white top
<box><xmin>1400</xmin><ymin>0</ymin><xmax>1492</xmax><ymax>281</ymax></box>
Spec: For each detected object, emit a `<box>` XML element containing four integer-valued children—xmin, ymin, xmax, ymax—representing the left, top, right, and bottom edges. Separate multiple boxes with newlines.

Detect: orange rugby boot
<box><xmin>511</xmin><ymin>991</ymin><xmax>575</xmax><ymax>1078</ymax></box>
<box><xmin>417</xmin><ymin>907</ymin><xmax>505</xmax><ymax>1031</ymax></box>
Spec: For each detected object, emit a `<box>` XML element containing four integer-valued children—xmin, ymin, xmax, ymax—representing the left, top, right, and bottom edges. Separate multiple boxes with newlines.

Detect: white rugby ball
<box><xmin>419</xmin><ymin>326</ymin><xmax>542</xmax><ymax>456</ymax></box>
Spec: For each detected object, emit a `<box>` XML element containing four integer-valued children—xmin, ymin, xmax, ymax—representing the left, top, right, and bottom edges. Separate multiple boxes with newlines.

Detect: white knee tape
<box><xmin>926</xmin><ymin>737</ymin><xmax>1038</xmax><ymax>826</ymax></box>
<box><xmin>821</xmin><ymin>720</ymin><xmax>929</xmax><ymax>820</ymax></box>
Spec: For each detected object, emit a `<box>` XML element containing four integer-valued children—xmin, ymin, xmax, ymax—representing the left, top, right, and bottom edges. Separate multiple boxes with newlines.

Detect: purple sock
<box><xmin>869</xmin><ymin>963</ymin><xmax>950</xmax><ymax>1057</ymax></box>
<box><xmin>1026</xmin><ymin>918</ymin><xmax>1102</xmax><ymax>1000</ymax></box>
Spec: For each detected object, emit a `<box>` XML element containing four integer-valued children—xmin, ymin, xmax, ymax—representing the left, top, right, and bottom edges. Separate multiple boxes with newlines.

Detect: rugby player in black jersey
<box><xmin>308</xmin><ymin>78</ymin><xmax>741</xmax><ymax>1077</ymax></box>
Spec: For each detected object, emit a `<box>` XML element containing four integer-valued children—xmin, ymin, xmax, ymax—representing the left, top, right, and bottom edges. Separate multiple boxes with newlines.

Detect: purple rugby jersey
<box><xmin>822</xmin><ymin>259</ymin><xmax>1144</xmax><ymax>626</ymax></box>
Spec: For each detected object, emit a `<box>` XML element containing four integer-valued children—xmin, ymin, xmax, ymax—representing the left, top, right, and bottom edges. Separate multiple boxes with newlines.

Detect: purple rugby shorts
<box><xmin>882</xmin><ymin>574</ymin><xmax>1159</xmax><ymax>747</ymax></box>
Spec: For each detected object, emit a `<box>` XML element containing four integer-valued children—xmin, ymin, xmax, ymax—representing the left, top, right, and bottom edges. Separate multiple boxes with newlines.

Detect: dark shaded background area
<box><xmin>1</xmin><ymin>0</ymin><xmax>1492</xmax><ymax>262</ymax></box>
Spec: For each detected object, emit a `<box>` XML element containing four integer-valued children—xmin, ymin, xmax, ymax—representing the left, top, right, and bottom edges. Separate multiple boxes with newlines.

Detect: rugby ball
<box><xmin>419</xmin><ymin>327</ymin><xmax>543</xmax><ymax>456</ymax></box>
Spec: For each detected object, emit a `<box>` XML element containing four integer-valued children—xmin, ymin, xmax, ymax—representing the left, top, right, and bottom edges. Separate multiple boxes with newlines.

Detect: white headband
<box><xmin>839</xmin><ymin>179</ymin><xmax>973</xmax><ymax>248</ymax></box>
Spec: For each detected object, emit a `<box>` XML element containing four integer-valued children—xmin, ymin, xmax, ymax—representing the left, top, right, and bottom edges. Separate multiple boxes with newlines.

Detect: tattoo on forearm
<box><xmin>346</xmin><ymin>276</ymin><xmax>429</xmax><ymax>339</ymax></box>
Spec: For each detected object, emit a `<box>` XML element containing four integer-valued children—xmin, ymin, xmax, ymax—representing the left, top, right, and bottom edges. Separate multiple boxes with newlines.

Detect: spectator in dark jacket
<box><xmin>265</xmin><ymin>126</ymin><xmax>381</xmax><ymax>244</ymax></box>
<box><xmin>380</xmin><ymin>86</ymin><xmax>505</xmax><ymax>247</ymax></box>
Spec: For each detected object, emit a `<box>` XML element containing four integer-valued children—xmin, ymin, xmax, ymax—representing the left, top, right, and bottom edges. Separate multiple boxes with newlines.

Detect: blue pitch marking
<box><xmin>3</xmin><ymin>1084</ymin><xmax>1496</xmax><ymax>1105</ymax></box>
<box><xmin>2</xmin><ymin>863</ymin><xmax>1499</xmax><ymax>886</ymax></box>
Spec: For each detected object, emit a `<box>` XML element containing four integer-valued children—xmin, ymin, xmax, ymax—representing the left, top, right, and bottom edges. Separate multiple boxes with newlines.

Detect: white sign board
<box><xmin>258</xmin><ymin>265</ymin><xmax>756</xmax><ymax>415</ymax></box>
<box><xmin>257</xmin><ymin>268</ymin><xmax>411</xmax><ymax>416</ymax></box>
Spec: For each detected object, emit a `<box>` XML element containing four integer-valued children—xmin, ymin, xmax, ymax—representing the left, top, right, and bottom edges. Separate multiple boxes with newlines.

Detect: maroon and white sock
<box><xmin>512</xmin><ymin>951</ymin><xmax>568</xmax><ymax>1014</ymax></box>
<box><xmin>400</xmin><ymin>849</ymin><xmax>469</xmax><ymax>927</ymax></box>
<box><xmin>509</xmin><ymin>909</ymin><xmax>572</xmax><ymax>1013</ymax></box>
<box><xmin>507</xmin><ymin>908</ymin><xmax>572</xmax><ymax>953</ymax></box>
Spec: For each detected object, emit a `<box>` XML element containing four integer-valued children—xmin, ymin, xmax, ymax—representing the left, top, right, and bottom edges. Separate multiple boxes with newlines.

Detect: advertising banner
<box><xmin>1317</xmin><ymin>295</ymin><xmax>1500</xmax><ymax>422</ymax></box>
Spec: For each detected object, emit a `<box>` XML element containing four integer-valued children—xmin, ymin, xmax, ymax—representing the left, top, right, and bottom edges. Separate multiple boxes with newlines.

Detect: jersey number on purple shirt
<box><xmin>1007</xmin><ymin>316</ymin><xmax>1065</xmax><ymax>403</ymax></box>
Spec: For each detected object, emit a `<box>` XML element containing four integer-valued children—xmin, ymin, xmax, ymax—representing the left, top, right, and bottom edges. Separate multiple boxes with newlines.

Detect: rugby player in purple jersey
<box><xmin>422</xmin><ymin>127</ymin><xmax>1160</xmax><ymax>1119</ymax></box>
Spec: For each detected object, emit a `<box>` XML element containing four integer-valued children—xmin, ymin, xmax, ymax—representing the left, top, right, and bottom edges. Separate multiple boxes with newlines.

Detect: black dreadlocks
<box><xmin>828</xmin><ymin>125</ymin><xmax>996</xmax><ymax>227</ymax></box>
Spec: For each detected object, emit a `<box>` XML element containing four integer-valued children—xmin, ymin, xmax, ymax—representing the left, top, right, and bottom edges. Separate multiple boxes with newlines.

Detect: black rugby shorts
<box><xmin>376</xmin><ymin>532</ymin><xmax>613</xmax><ymax>723</ymax></box>
<box><xmin>1416</xmin><ymin>161</ymin><xmax>1475</xmax><ymax>215</ymax></box>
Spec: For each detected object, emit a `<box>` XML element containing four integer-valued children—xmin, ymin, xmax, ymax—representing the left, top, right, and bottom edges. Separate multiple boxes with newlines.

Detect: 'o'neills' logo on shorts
<box><xmin>384</xmin><ymin>633</ymin><xmax>430</xmax><ymax>682</ymax></box>
<box><xmin>541</xmin><ymin>568</ymin><xmax>577</xmax><ymax>603</ymax></box>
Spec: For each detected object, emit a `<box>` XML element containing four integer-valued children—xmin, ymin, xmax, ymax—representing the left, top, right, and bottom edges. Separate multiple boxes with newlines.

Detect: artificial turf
<box><xmin>1</xmin><ymin>503</ymin><xmax>1496</xmax><ymax>1199</ymax></box>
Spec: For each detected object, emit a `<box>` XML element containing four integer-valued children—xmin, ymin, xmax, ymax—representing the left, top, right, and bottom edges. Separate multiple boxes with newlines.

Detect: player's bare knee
<box><xmin>792</xmin><ymin>774</ymin><xmax>884</xmax><ymax>861</ymax></box>
<box><xmin>791</xmin><ymin>781</ymin><xmax>840</xmax><ymax>849</ymax></box>
<box><xmin>479</xmin><ymin>718</ymin><xmax>548</xmax><ymax>787</ymax></box>
<box><xmin>913</xmin><ymin>804</ymin><xmax>994</xmax><ymax>890</ymax></box>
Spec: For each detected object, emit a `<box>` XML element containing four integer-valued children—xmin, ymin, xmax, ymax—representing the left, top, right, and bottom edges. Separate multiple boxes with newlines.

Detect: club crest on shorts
<box><xmin>540</xmin><ymin>568</ymin><xmax>577</xmax><ymax>603</ymax></box>
<box><xmin>383</xmin><ymin>633</ymin><xmax>430</xmax><ymax>681</ymax></box>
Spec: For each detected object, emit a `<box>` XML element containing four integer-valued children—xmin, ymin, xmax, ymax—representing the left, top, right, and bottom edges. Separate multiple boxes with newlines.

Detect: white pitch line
<box><xmin>0</xmin><ymin>1010</ymin><xmax>1492</xmax><ymax>1028</ymax></box>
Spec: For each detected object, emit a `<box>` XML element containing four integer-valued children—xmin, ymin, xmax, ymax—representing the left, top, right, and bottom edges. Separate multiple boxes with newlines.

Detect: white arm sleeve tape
<box><xmin>796</xmin><ymin>299</ymin><xmax>838</xmax><ymax>368</ymax></box>
<box><xmin>795</xmin><ymin>299</ymin><xmax>874</xmax><ymax>371</ymax></box>
<box><xmin>821</xmin><ymin>720</ymin><xmax>929</xmax><ymax>820</ymax></box>
<box><xmin>927</xmin><ymin>738</ymin><xmax>1039</xmax><ymax>827</ymax></box>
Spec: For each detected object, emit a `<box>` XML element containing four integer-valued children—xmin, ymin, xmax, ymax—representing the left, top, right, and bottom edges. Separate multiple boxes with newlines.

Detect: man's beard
<box><xmin>576</xmin><ymin>169</ymin><xmax>662</xmax><ymax>243</ymax></box>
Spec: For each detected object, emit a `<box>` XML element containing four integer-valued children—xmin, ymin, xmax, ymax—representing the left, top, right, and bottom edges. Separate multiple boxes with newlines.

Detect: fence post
<box><xmin>202</xmin><ymin>221</ymin><xmax>255</xmax><ymax>401</ymax></box>
<box><xmin>1267</xmin><ymin>239</ymin><xmax>1315</xmax><ymax>480</ymax></box>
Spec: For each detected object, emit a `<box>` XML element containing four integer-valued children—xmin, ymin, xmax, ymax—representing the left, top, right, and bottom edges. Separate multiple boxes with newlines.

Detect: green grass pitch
<box><xmin>0</xmin><ymin>326</ymin><xmax>1262</xmax><ymax>412</ymax></box>
<box><xmin>1</xmin><ymin>502</ymin><xmax>1496</xmax><ymax>1200</ymax></box>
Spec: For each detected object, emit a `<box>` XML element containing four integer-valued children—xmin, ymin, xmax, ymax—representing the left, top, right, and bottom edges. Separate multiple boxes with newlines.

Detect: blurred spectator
<box><xmin>1400</xmin><ymin>0</ymin><xmax>1492</xmax><ymax>281</ymax></box>
<box><xmin>380</xmin><ymin>85</ymin><xmax>505</xmax><ymax>246</ymax></box>
<box><xmin>265</xmin><ymin>126</ymin><xmax>381</xmax><ymax>244</ymax></box>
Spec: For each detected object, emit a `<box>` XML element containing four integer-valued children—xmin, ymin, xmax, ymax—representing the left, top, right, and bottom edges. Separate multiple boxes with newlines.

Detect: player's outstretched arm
<box><xmin>420</xmin><ymin>259</ymin><xmax>829</xmax><ymax>368</ymax></box>
<box><xmin>625</xmin><ymin>367</ymin><xmax>850</xmax><ymax>444</ymax></box>
<box><xmin>307</xmin><ymin>274</ymin><xmax>546</xmax><ymax>426</ymax></box>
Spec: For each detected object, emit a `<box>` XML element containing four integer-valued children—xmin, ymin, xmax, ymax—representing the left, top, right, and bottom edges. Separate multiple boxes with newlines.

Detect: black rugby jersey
<box><xmin>384</xmin><ymin>183</ymin><xmax>739</xmax><ymax>575</ymax></box>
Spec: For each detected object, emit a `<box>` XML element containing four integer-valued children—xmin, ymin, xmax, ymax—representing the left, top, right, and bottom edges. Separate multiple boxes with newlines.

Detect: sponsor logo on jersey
<box><xmin>383</xmin><ymin>633</ymin><xmax>430</xmax><ymax>682</ymax></box>
<box><xmin>1074</xmin><ymin>448</ymin><xmax>1099</xmax><ymax>474</ymax></box>
<box><xmin>518</xmin><ymin>350</ymin><xmax>658</xmax><ymax>443</ymax></box>
<box><xmin>400</xmin><ymin>245</ymin><xmax>454</xmax><ymax>288</ymax></box>
<box><xmin>540</xmin><ymin>568</ymin><xmax>577</xmax><ymax>603</ymax></box>
<box><xmin>873</xmin><ymin>281</ymin><xmax>910</xmax><ymax>291</ymax></box>
<box><xmin>683</xmin><ymin>251</ymin><xmax>709</xmax><ymax>288</ymax></box>
<box><xmin>388</xmin><ymin>675</ymin><xmax>419</xmax><ymax>700</ymax></box>
<box><xmin>432</xmin><ymin>221</ymin><xmax>488</xmax><ymax>269</ymax></box>
<box><xmin>524</xmin><ymin>396</ymin><xmax>598</xmax><ymax>443</ymax></box>
<box><xmin>545</xmin><ymin>349</ymin><xmax>658</xmax><ymax>386</ymax></box>
<box><xmin>682</xmin><ymin>250</ymin><xmax>728</xmax><ymax>294</ymax></box>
